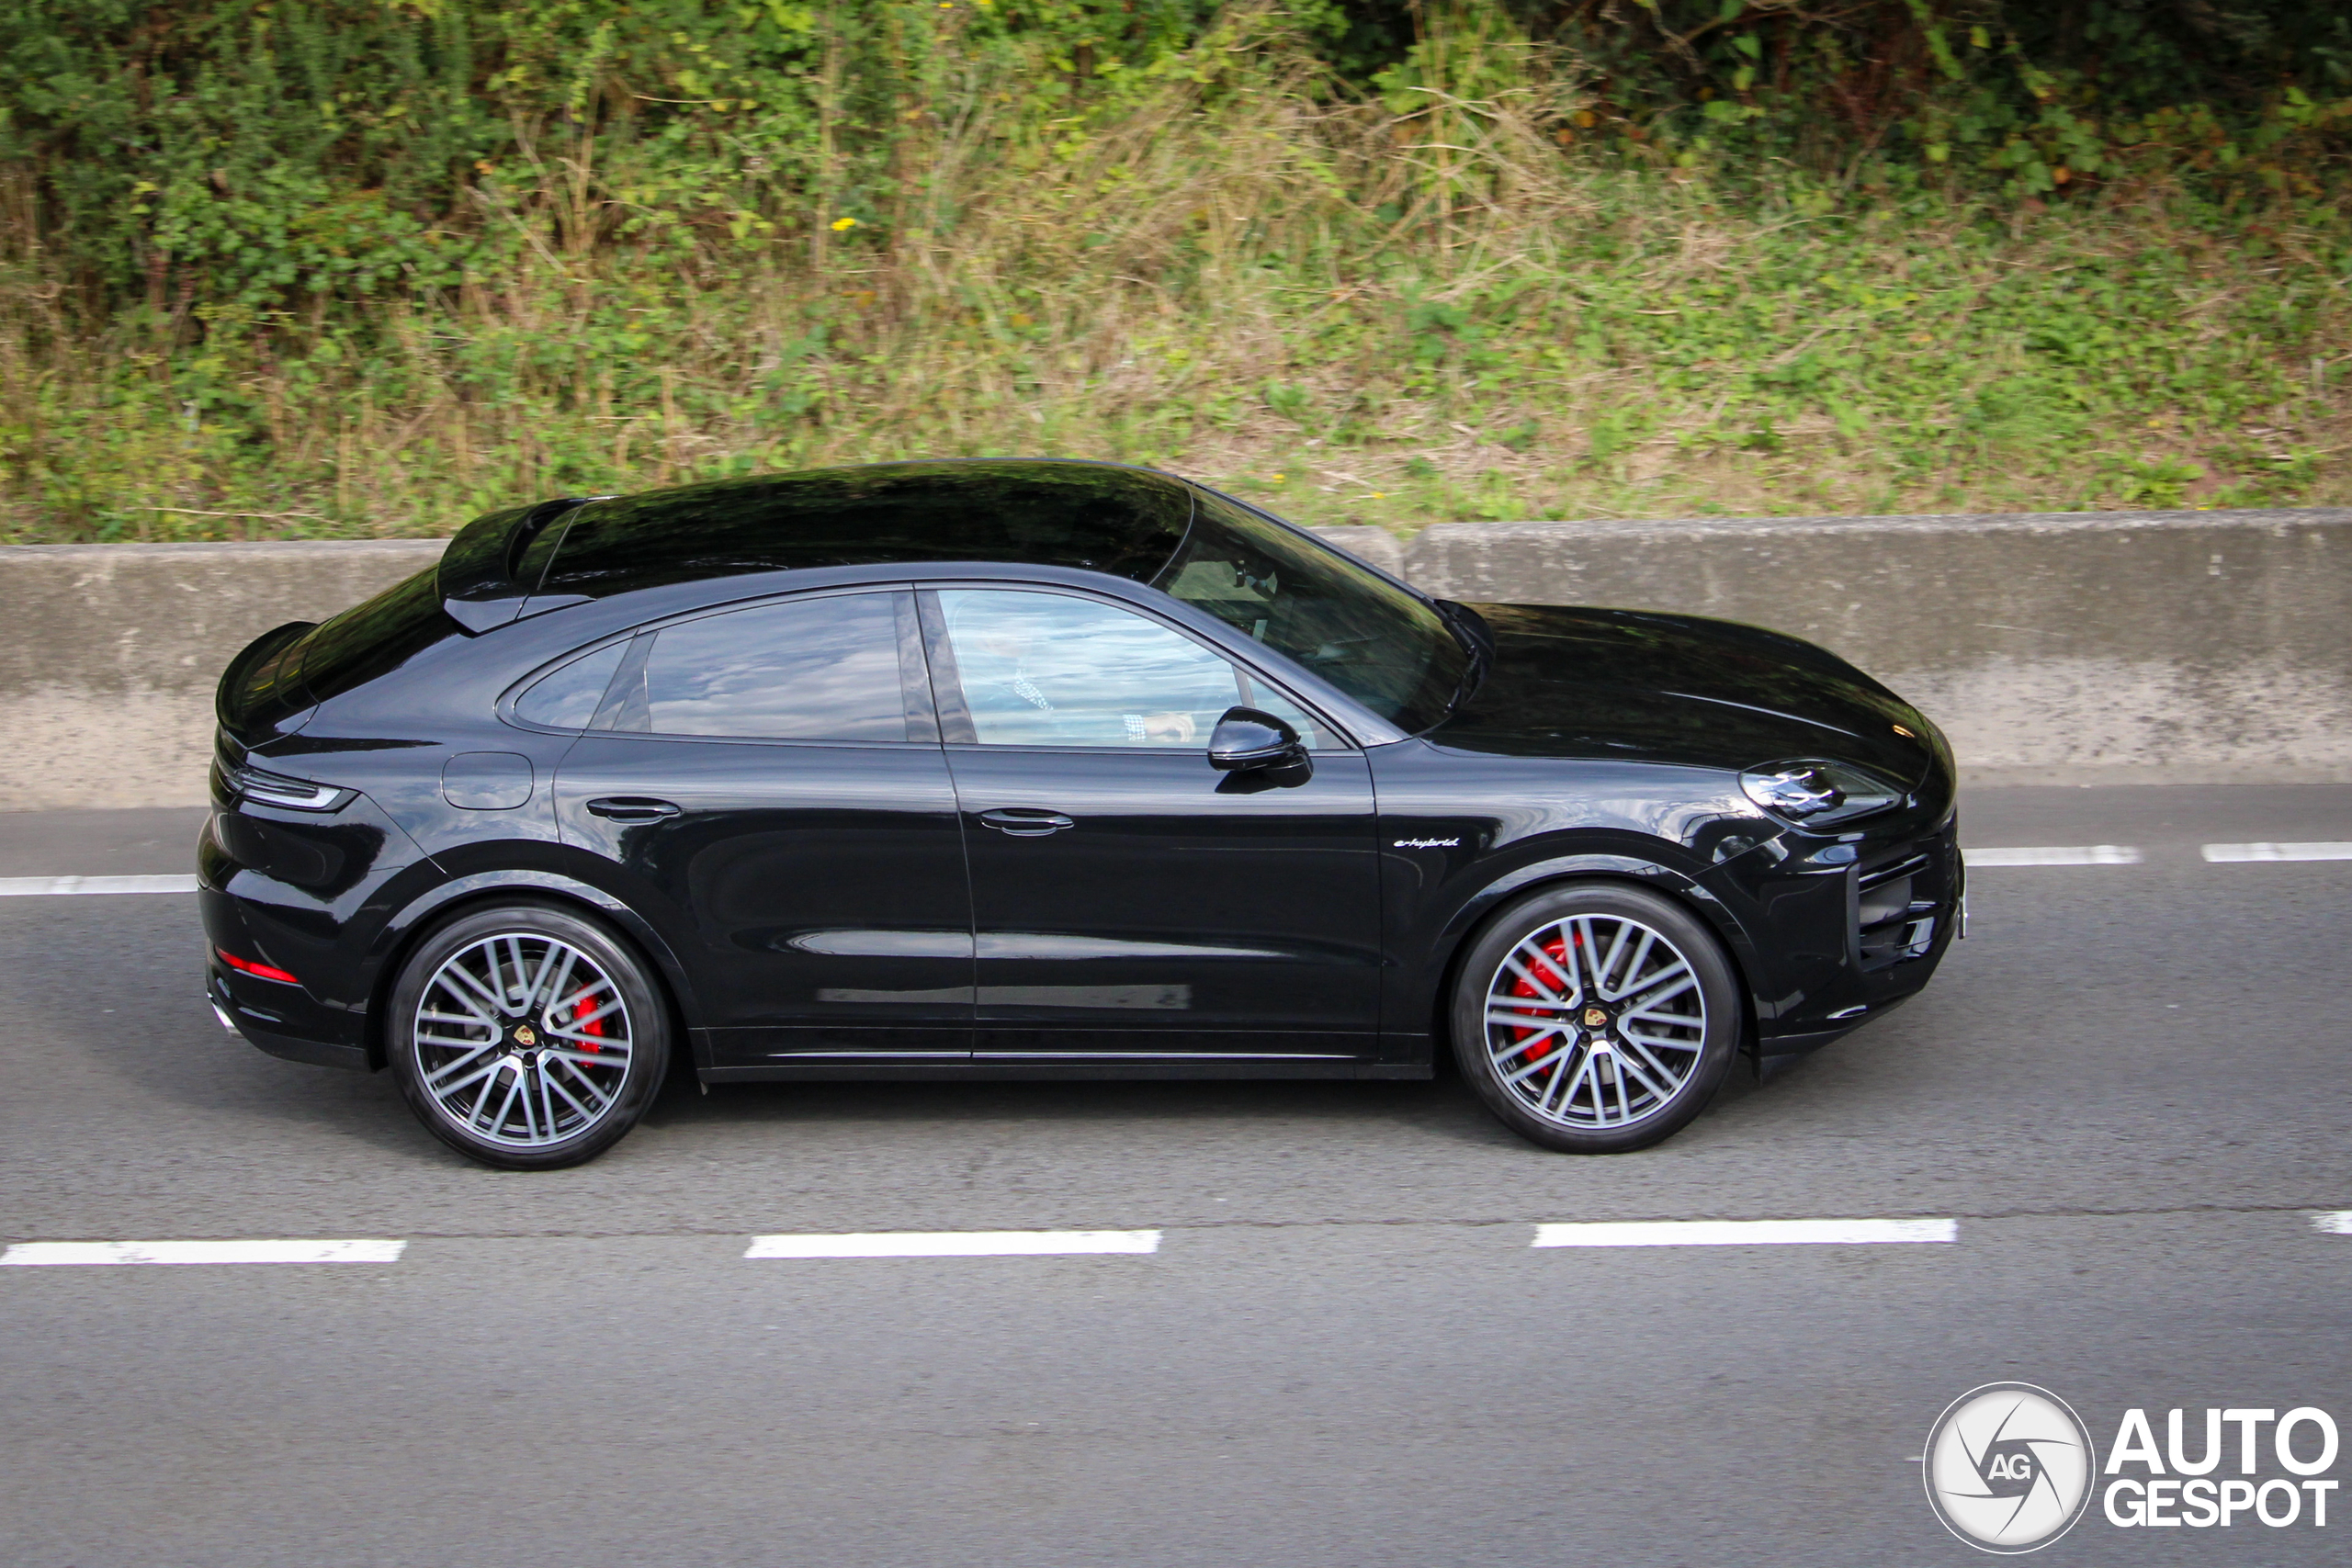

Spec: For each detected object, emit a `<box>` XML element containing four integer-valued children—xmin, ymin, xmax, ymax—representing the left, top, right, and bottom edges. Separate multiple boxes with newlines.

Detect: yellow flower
<box><xmin>1271</xmin><ymin>472</ymin><xmax>1285</xmax><ymax>483</ymax></box>
<box><xmin>1370</xmin><ymin>491</ymin><xmax>1385</xmax><ymax>499</ymax></box>
<box><xmin>831</xmin><ymin>216</ymin><xmax>859</xmax><ymax>231</ymax></box>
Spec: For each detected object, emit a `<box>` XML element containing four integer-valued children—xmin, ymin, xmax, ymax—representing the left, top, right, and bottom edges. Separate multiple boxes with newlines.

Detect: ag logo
<box><xmin>1924</xmin><ymin>1382</ymin><xmax>2094</xmax><ymax>1553</ymax></box>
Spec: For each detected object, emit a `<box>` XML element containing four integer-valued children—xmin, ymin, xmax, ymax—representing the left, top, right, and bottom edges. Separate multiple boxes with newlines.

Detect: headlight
<box><xmin>1739</xmin><ymin>760</ymin><xmax>1904</xmax><ymax>829</ymax></box>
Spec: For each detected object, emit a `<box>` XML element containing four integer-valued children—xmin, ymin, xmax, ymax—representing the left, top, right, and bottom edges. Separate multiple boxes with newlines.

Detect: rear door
<box><xmin>554</xmin><ymin>588</ymin><xmax>975</xmax><ymax>1068</ymax></box>
<box><xmin>921</xmin><ymin>586</ymin><xmax>1381</xmax><ymax>1066</ymax></box>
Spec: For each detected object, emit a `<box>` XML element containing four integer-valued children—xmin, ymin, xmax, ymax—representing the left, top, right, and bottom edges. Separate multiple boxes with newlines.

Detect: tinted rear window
<box><xmin>540</xmin><ymin>461</ymin><xmax>1192</xmax><ymax>598</ymax></box>
<box><xmin>289</xmin><ymin>568</ymin><xmax>455</xmax><ymax>706</ymax></box>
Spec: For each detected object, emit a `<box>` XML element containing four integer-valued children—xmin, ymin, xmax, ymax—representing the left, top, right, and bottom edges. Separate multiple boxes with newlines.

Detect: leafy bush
<box><xmin>0</xmin><ymin>1</ymin><xmax>2346</xmax><ymax>541</ymax></box>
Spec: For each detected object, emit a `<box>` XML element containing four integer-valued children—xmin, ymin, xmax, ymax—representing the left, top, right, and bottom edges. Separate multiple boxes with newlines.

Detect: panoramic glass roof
<box><xmin>534</xmin><ymin>460</ymin><xmax>1194</xmax><ymax>598</ymax></box>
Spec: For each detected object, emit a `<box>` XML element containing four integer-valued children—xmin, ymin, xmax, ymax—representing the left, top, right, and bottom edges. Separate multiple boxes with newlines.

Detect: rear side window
<box><xmin>606</xmin><ymin>592</ymin><xmax>913</xmax><ymax>742</ymax></box>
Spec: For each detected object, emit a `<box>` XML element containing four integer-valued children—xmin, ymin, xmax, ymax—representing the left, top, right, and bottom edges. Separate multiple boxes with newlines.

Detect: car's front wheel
<box><xmin>389</xmin><ymin>903</ymin><xmax>670</xmax><ymax>1169</ymax></box>
<box><xmin>1452</xmin><ymin>882</ymin><xmax>1739</xmax><ymax>1154</ymax></box>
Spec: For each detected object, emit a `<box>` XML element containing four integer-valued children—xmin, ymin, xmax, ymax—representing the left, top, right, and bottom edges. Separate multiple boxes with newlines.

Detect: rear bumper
<box><xmin>205</xmin><ymin>966</ymin><xmax>371</xmax><ymax>1069</ymax></box>
<box><xmin>200</xmin><ymin>888</ymin><xmax>375</xmax><ymax>1071</ymax></box>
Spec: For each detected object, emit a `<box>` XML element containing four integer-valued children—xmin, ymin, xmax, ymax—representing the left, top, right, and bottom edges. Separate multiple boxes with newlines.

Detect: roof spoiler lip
<box><xmin>437</xmin><ymin>496</ymin><xmax>601</xmax><ymax>633</ymax></box>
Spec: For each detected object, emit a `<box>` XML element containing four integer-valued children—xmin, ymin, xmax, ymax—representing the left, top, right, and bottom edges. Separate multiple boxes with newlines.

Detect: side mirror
<box><xmin>1208</xmin><ymin>706</ymin><xmax>1312</xmax><ymax>786</ymax></box>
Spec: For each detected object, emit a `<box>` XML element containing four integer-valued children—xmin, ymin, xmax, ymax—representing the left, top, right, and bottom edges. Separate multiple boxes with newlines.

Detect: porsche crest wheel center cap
<box><xmin>513</xmin><ymin>1024</ymin><xmax>537</xmax><ymax>1047</ymax></box>
<box><xmin>1581</xmin><ymin>1006</ymin><xmax>1609</xmax><ymax>1029</ymax></box>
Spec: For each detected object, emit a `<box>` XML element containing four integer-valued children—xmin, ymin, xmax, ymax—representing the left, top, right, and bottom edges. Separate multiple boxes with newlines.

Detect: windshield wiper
<box><xmin>1433</xmin><ymin>599</ymin><xmax>1494</xmax><ymax>716</ymax></box>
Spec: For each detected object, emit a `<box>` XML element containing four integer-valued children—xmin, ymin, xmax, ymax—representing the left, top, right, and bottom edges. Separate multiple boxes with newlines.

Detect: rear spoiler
<box><xmin>215</xmin><ymin>619</ymin><xmax>317</xmax><ymax>739</ymax></box>
<box><xmin>436</xmin><ymin>496</ymin><xmax>593</xmax><ymax>633</ymax></box>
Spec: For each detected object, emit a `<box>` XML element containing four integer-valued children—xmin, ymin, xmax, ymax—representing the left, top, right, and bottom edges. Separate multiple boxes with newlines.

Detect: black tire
<box><xmin>1451</xmin><ymin>881</ymin><xmax>1739</xmax><ymax>1154</ymax></box>
<box><xmin>388</xmin><ymin>902</ymin><xmax>671</xmax><ymax>1169</ymax></box>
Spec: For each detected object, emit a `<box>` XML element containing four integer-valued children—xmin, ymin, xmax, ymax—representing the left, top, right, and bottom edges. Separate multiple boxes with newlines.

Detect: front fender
<box><xmin>1410</xmin><ymin>849</ymin><xmax>1767</xmax><ymax>1051</ymax></box>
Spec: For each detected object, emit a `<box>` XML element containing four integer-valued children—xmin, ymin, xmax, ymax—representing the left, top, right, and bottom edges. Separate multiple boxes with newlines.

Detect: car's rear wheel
<box><xmin>1452</xmin><ymin>882</ymin><xmax>1739</xmax><ymax>1154</ymax></box>
<box><xmin>389</xmin><ymin>904</ymin><xmax>670</xmax><ymax>1169</ymax></box>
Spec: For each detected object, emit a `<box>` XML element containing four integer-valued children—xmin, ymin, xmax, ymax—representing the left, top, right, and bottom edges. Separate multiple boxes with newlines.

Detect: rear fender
<box><xmin>365</xmin><ymin>869</ymin><xmax>706</xmax><ymax>1071</ymax></box>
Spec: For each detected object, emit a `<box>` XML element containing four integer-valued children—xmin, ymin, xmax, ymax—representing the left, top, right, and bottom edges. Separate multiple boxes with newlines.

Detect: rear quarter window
<box><xmin>512</xmin><ymin>641</ymin><xmax>630</xmax><ymax>730</ymax></box>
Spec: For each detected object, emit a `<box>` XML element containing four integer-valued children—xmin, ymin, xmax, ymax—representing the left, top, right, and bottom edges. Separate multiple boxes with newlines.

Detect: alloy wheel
<box><xmin>1483</xmin><ymin>912</ymin><xmax>1708</xmax><ymax>1131</ymax></box>
<box><xmin>411</xmin><ymin>932</ymin><xmax>634</xmax><ymax>1148</ymax></box>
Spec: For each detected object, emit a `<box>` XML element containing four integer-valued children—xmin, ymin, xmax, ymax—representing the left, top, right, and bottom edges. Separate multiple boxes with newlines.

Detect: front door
<box><xmin>920</xmin><ymin>586</ymin><xmax>1380</xmax><ymax>1066</ymax></box>
<box><xmin>555</xmin><ymin>588</ymin><xmax>975</xmax><ymax>1067</ymax></box>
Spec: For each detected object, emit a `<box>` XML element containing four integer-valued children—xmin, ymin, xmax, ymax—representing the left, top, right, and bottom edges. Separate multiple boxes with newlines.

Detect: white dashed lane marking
<box><xmin>0</xmin><ymin>1238</ymin><xmax>407</xmax><ymax>1266</ymax></box>
<box><xmin>2202</xmin><ymin>841</ymin><xmax>2352</xmax><ymax>863</ymax></box>
<box><xmin>8</xmin><ymin>1215</ymin><xmax>2348</xmax><ymax>1268</ymax></box>
<box><xmin>1964</xmin><ymin>845</ymin><xmax>2143</xmax><ymax>867</ymax></box>
<box><xmin>1532</xmin><ymin>1218</ymin><xmax>1958</xmax><ymax>1247</ymax></box>
<box><xmin>0</xmin><ymin>874</ymin><xmax>201</xmax><ymax>897</ymax></box>
<box><xmin>1964</xmin><ymin>842</ymin><xmax>2352</xmax><ymax>867</ymax></box>
<box><xmin>745</xmin><ymin>1229</ymin><xmax>1162</xmax><ymax>1259</ymax></box>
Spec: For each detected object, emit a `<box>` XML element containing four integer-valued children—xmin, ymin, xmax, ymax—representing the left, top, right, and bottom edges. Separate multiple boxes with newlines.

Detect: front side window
<box><xmin>933</xmin><ymin>589</ymin><xmax>1326</xmax><ymax>750</ymax></box>
<box><xmin>605</xmin><ymin>591</ymin><xmax>913</xmax><ymax>742</ymax></box>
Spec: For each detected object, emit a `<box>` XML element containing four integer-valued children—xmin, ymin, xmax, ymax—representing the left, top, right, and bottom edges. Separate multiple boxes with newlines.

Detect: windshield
<box><xmin>1155</xmin><ymin>489</ymin><xmax>1467</xmax><ymax>733</ymax></box>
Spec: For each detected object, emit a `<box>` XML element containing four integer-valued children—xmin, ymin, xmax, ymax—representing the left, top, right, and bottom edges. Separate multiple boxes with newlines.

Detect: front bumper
<box><xmin>1735</xmin><ymin>811</ymin><xmax>1962</xmax><ymax>1056</ymax></box>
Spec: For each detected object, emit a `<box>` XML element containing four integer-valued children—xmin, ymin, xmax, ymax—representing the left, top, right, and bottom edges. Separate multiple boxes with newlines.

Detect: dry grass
<box><xmin>5</xmin><ymin>15</ymin><xmax>2347</xmax><ymax>543</ymax></box>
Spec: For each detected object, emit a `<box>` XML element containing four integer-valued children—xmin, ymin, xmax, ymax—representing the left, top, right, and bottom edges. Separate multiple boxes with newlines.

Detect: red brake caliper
<box><xmin>1508</xmin><ymin>933</ymin><xmax>1576</xmax><ymax>1062</ymax></box>
<box><xmin>572</xmin><ymin>992</ymin><xmax>604</xmax><ymax>1054</ymax></box>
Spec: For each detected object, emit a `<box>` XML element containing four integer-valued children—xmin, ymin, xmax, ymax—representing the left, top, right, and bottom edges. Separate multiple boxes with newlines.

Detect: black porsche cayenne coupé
<box><xmin>202</xmin><ymin>459</ymin><xmax>1960</xmax><ymax>1168</ymax></box>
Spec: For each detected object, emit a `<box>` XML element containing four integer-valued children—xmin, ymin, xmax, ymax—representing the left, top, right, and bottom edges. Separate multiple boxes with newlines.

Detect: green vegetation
<box><xmin>4</xmin><ymin>1</ymin><xmax>2349</xmax><ymax>542</ymax></box>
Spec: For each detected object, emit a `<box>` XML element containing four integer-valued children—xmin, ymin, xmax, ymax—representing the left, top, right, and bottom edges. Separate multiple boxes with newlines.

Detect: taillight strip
<box><xmin>219</xmin><ymin>949</ymin><xmax>300</xmax><ymax>986</ymax></box>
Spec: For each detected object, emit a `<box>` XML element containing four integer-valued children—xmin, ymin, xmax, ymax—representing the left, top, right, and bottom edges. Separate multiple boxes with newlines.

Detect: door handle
<box><xmin>585</xmin><ymin>796</ymin><xmax>682</xmax><ymax>822</ymax></box>
<box><xmin>978</xmin><ymin>808</ymin><xmax>1075</xmax><ymax>837</ymax></box>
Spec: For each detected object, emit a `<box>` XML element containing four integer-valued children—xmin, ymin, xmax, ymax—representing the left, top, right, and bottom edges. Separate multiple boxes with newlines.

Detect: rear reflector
<box><xmin>219</xmin><ymin>950</ymin><xmax>300</xmax><ymax>985</ymax></box>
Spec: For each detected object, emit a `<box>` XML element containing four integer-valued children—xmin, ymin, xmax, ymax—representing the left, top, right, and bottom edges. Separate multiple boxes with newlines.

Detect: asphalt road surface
<box><xmin>3</xmin><ymin>785</ymin><xmax>2348</xmax><ymax>1567</ymax></box>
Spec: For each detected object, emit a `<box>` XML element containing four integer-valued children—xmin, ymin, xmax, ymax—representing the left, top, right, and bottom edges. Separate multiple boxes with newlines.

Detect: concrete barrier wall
<box><xmin>4</xmin><ymin>507</ymin><xmax>2346</xmax><ymax>809</ymax></box>
<box><xmin>2</xmin><ymin>541</ymin><xmax>447</xmax><ymax>810</ymax></box>
<box><xmin>1387</xmin><ymin>509</ymin><xmax>2352</xmax><ymax>786</ymax></box>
